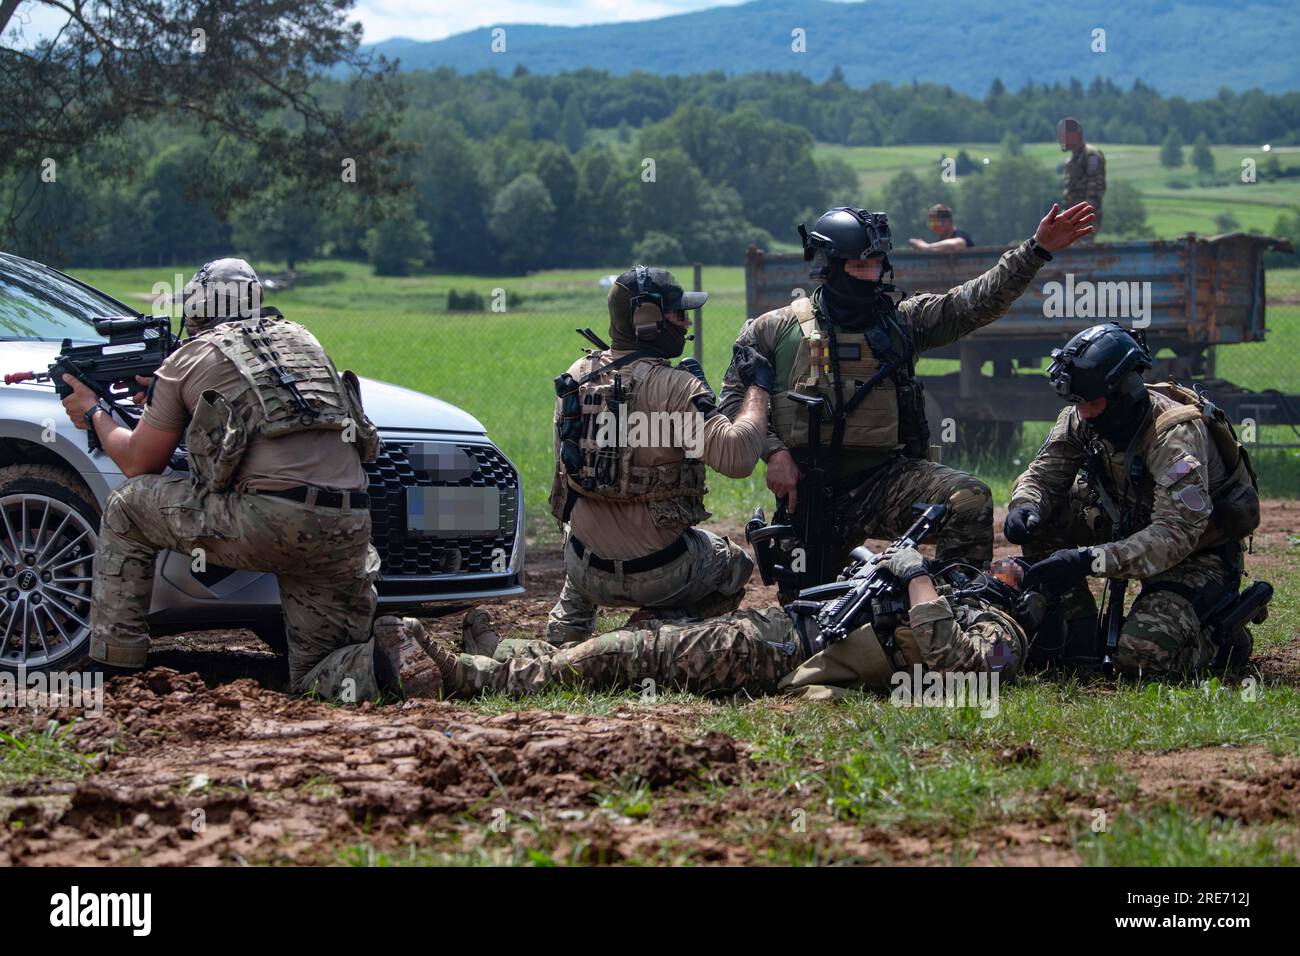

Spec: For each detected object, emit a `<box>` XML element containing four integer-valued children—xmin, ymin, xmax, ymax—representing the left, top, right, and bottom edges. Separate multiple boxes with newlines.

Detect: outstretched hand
<box><xmin>1033</xmin><ymin>202</ymin><xmax>1096</xmax><ymax>251</ymax></box>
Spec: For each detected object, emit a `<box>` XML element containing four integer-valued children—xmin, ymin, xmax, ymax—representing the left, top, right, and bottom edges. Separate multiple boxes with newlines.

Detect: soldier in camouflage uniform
<box><xmin>721</xmin><ymin>203</ymin><xmax>1096</xmax><ymax>600</ymax></box>
<box><xmin>545</xmin><ymin>267</ymin><xmax>774</xmax><ymax>644</ymax></box>
<box><xmin>1058</xmin><ymin>118</ymin><xmax>1106</xmax><ymax>239</ymax></box>
<box><xmin>1008</xmin><ymin>324</ymin><xmax>1261</xmax><ymax>677</ymax></box>
<box><xmin>378</xmin><ymin>546</ymin><xmax>1028</xmax><ymax>701</ymax></box>
<box><xmin>60</xmin><ymin>259</ymin><xmax>394</xmax><ymax>701</ymax></box>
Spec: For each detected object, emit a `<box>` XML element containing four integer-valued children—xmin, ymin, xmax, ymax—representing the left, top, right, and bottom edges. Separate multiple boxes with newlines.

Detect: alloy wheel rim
<box><xmin>0</xmin><ymin>493</ymin><xmax>97</xmax><ymax>669</ymax></box>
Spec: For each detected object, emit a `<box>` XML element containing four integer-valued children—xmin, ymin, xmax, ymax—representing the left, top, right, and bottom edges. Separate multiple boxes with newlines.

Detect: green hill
<box><xmin>369</xmin><ymin>0</ymin><xmax>1300</xmax><ymax>98</ymax></box>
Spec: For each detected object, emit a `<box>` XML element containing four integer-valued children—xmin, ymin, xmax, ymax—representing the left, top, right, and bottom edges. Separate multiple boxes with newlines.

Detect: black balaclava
<box><xmin>818</xmin><ymin>257</ymin><xmax>896</xmax><ymax>331</ymax></box>
<box><xmin>1086</xmin><ymin>372</ymin><xmax>1152</xmax><ymax>449</ymax></box>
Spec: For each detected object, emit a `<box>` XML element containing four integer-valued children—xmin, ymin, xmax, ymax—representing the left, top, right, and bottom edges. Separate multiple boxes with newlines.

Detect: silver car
<box><xmin>0</xmin><ymin>252</ymin><xmax>525</xmax><ymax>674</ymax></box>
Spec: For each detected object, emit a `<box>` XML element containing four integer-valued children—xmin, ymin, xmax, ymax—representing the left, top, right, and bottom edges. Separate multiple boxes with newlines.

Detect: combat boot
<box><xmin>373</xmin><ymin>615</ymin><xmax>449</xmax><ymax>699</ymax></box>
<box><xmin>462</xmin><ymin>607</ymin><xmax>501</xmax><ymax>657</ymax></box>
<box><xmin>403</xmin><ymin>615</ymin><xmax>462</xmax><ymax>689</ymax></box>
<box><xmin>1212</xmin><ymin>628</ymin><xmax>1254</xmax><ymax>674</ymax></box>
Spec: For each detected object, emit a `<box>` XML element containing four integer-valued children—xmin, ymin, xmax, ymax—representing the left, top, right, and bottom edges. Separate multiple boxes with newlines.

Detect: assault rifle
<box><xmin>783</xmin><ymin>503</ymin><xmax>948</xmax><ymax>653</ymax></box>
<box><xmin>4</xmin><ymin>315</ymin><xmax>181</xmax><ymax>452</ymax></box>
<box><xmin>1081</xmin><ymin>438</ymin><xmax>1137</xmax><ymax>672</ymax></box>
<box><xmin>746</xmin><ymin>391</ymin><xmax>833</xmax><ymax>587</ymax></box>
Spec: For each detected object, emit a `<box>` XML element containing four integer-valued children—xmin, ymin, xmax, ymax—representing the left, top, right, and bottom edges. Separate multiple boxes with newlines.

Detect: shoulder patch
<box><xmin>1176</xmin><ymin>485</ymin><xmax>1208</xmax><ymax>513</ymax></box>
<box><xmin>1165</xmin><ymin>453</ymin><xmax>1201</xmax><ymax>482</ymax></box>
<box><xmin>1087</xmin><ymin>155</ymin><xmax>1101</xmax><ymax>171</ymax></box>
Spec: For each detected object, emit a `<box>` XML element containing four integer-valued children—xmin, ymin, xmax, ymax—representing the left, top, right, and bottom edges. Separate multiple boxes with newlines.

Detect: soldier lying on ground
<box><xmin>378</xmin><ymin>548</ymin><xmax>1031</xmax><ymax>701</ymax></box>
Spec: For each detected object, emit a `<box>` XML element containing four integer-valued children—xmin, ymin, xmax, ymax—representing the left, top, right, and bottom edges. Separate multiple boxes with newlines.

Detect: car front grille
<box><xmin>366</xmin><ymin>440</ymin><xmax>519</xmax><ymax>577</ymax></box>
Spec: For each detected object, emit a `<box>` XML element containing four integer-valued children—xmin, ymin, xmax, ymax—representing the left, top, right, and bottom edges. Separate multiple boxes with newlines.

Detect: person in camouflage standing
<box><xmin>59</xmin><ymin>258</ymin><xmax>397</xmax><ymax>701</ymax></box>
<box><xmin>1007</xmin><ymin>323</ymin><xmax>1261</xmax><ymax>677</ymax></box>
<box><xmin>720</xmin><ymin>202</ymin><xmax>1095</xmax><ymax>600</ymax></box>
<box><xmin>1058</xmin><ymin>118</ymin><xmax>1106</xmax><ymax>240</ymax></box>
<box><xmin>376</xmin><ymin>547</ymin><xmax>1029</xmax><ymax>701</ymax></box>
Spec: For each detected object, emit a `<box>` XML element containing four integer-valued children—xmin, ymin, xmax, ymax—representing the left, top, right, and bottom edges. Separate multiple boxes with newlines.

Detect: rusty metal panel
<box><xmin>744</xmin><ymin>235</ymin><xmax>1283</xmax><ymax>353</ymax></box>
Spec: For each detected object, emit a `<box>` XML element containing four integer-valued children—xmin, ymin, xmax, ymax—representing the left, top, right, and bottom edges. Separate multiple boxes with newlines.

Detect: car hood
<box><xmin>352</xmin><ymin>376</ymin><xmax>486</xmax><ymax>434</ymax></box>
<box><xmin>1</xmin><ymin>340</ymin><xmax>486</xmax><ymax>435</ymax></box>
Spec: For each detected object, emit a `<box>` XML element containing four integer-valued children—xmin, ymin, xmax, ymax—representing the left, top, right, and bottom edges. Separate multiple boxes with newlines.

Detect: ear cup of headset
<box><xmin>632</xmin><ymin>300</ymin><xmax>663</xmax><ymax>339</ymax></box>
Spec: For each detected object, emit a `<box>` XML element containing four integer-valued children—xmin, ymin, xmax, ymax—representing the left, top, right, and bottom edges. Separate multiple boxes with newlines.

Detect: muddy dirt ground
<box><xmin>1</xmin><ymin>503</ymin><xmax>1297</xmax><ymax>865</ymax></box>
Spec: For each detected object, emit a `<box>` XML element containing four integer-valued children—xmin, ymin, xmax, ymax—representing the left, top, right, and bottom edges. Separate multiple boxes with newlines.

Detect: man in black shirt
<box><xmin>909</xmin><ymin>204</ymin><xmax>974</xmax><ymax>252</ymax></box>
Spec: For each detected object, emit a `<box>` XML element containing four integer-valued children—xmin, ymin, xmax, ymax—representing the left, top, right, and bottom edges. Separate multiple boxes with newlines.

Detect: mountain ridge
<box><xmin>362</xmin><ymin>0</ymin><xmax>1300</xmax><ymax>98</ymax></box>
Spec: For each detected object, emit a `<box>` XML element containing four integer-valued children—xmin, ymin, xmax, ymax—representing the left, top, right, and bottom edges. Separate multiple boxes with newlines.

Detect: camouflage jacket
<box><xmin>779</xmin><ymin>587</ymin><xmax>1027</xmax><ymax>699</ymax></box>
<box><xmin>1063</xmin><ymin>144</ymin><xmax>1106</xmax><ymax>213</ymax></box>
<box><xmin>719</xmin><ymin>239</ymin><xmax>1049</xmax><ymax>466</ymax></box>
<box><xmin>1010</xmin><ymin>391</ymin><xmax>1227</xmax><ymax>579</ymax></box>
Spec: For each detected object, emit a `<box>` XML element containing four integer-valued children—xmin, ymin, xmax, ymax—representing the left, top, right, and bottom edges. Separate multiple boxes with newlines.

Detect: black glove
<box><xmin>1003</xmin><ymin>503</ymin><xmax>1041</xmax><ymax>545</ymax></box>
<box><xmin>879</xmin><ymin>545</ymin><xmax>930</xmax><ymax>584</ymax></box>
<box><xmin>1023</xmin><ymin>547</ymin><xmax>1094</xmax><ymax>594</ymax></box>
<box><xmin>732</xmin><ymin>344</ymin><xmax>774</xmax><ymax>393</ymax></box>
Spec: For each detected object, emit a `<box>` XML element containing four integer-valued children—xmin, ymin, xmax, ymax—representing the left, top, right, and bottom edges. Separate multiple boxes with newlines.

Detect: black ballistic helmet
<box><xmin>1047</xmin><ymin>322</ymin><xmax>1152</xmax><ymax>403</ymax></box>
<box><xmin>799</xmin><ymin>208</ymin><xmax>892</xmax><ymax>280</ymax></box>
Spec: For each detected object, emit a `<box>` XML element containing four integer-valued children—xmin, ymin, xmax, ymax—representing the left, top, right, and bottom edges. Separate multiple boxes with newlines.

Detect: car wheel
<box><xmin>0</xmin><ymin>464</ymin><xmax>100</xmax><ymax>674</ymax></box>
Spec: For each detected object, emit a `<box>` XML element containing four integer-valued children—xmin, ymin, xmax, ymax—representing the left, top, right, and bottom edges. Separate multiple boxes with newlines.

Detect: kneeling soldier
<box><xmin>545</xmin><ymin>266</ymin><xmax>773</xmax><ymax>644</ymax></box>
<box><xmin>1008</xmin><ymin>323</ymin><xmax>1264</xmax><ymax>677</ymax></box>
<box><xmin>61</xmin><ymin>259</ymin><xmax>392</xmax><ymax>700</ymax></box>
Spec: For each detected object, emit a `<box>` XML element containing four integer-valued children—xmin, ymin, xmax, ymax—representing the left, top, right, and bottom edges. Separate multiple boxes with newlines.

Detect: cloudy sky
<box><xmin>3</xmin><ymin>0</ymin><xmax>760</xmax><ymax>45</ymax></box>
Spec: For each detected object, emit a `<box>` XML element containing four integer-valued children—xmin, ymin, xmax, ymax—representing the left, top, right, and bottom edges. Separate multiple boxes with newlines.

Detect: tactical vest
<box><xmin>770</xmin><ymin>295</ymin><xmax>928</xmax><ymax>459</ymax></box>
<box><xmin>550</xmin><ymin>351</ymin><xmax>708</xmax><ymax>535</ymax></box>
<box><xmin>1084</xmin><ymin>382</ymin><xmax>1259</xmax><ymax>550</ymax></box>
<box><xmin>184</xmin><ymin>317</ymin><xmax>380</xmax><ymax>495</ymax></box>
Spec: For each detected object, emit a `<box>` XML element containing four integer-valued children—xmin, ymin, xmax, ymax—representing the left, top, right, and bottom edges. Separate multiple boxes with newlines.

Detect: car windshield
<box><xmin>0</xmin><ymin>254</ymin><xmax>136</xmax><ymax>342</ymax></box>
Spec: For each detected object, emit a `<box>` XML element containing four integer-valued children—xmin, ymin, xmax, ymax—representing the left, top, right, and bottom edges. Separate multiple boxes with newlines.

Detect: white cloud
<box><xmin>350</xmin><ymin>0</ymin><xmax>752</xmax><ymax>43</ymax></box>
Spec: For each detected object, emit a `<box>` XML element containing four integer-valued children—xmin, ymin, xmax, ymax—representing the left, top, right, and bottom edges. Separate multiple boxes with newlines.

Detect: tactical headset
<box><xmin>630</xmin><ymin>264</ymin><xmax>666</xmax><ymax>342</ymax></box>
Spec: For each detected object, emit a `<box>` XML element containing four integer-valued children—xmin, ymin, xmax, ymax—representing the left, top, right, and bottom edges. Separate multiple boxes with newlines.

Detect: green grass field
<box><xmin>817</xmin><ymin>141</ymin><xmax>1300</xmax><ymax>237</ymax></box>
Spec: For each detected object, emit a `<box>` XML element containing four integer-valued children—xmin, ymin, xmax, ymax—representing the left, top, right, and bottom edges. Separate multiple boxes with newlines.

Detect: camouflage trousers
<box><xmin>90</xmin><ymin>474</ymin><xmax>382</xmax><ymax>700</ymax></box>
<box><xmin>545</xmin><ymin>527</ymin><xmax>754</xmax><ymax>644</ymax></box>
<box><xmin>450</xmin><ymin>607</ymin><xmax>801</xmax><ymax>698</ymax></box>
<box><xmin>1024</xmin><ymin>495</ymin><xmax>1231</xmax><ymax>678</ymax></box>
<box><xmin>780</xmin><ymin>454</ymin><xmax>992</xmax><ymax>601</ymax></box>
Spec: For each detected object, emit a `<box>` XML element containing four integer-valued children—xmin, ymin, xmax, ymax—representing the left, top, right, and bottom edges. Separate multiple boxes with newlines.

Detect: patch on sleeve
<box><xmin>1087</xmin><ymin>154</ymin><xmax>1100</xmax><ymax>171</ymax></box>
<box><xmin>1165</xmin><ymin>453</ymin><xmax>1201</xmax><ymax>483</ymax></box>
<box><xmin>1176</xmin><ymin>484</ymin><xmax>1208</xmax><ymax>513</ymax></box>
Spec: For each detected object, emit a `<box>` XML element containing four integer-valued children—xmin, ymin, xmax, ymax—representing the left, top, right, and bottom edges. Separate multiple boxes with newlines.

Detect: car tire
<box><xmin>0</xmin><ymin>464</ymin><xmax>101</xmax><ymax>675</ymax></box>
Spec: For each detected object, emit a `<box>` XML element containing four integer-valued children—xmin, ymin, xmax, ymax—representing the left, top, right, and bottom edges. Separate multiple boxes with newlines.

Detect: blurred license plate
<box><xmin>406</xmin><ymin>486</ymin><xmax>500</xmax><ymax>536</ymax></box>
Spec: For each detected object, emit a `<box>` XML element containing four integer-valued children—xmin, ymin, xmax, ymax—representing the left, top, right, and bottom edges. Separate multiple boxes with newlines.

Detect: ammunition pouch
<box><xmin>895</xmin><ymin>374</ymin><xmax>930</xmax><ymax>460</ymax></box>
<box><xmin>1210</xmin><ymin>479</ymin><xmax>1260</xmax><ymax>542</ymax></box>
<box><xmin>185</xmin><ymin>389</ymin><xmax>247</xmax><ymax>496</ymax></box>
<box><xmin>341</xmin><ymin>369</ymin><xmax>381</xmax><ymax>463</ymax></box>
<box><xmin>550</xmin><ymin>352</ymin><xmax>708</xmax><ymax>535</ymax></box>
